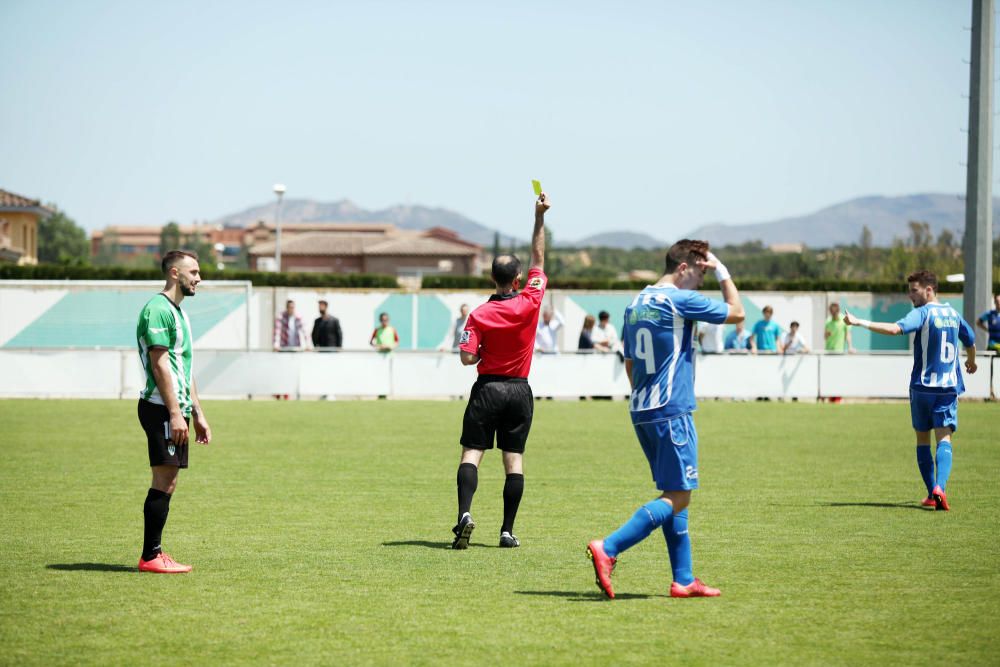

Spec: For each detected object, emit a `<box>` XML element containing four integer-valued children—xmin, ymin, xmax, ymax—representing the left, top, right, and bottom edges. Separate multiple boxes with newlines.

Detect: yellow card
<box><xmin>531</xmin><ymin>180</ymin><xmax>542</xmax><ymax>196</ymax></box>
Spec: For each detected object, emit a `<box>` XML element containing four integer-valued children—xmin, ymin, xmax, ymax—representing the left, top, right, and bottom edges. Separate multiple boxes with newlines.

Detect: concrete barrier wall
<box><xmin>1</xmin><ymin>350</ymin><xmax>995</xmax><ymax>401</ymax></box>
<box><xmin>4</xmin><ymin>281</ymin><xmax>992</xmax><ymax>354</ymax></box>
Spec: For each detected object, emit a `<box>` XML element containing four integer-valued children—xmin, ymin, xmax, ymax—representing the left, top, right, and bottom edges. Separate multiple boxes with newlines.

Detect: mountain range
<box><xmin>214</xmin><ymin>193</ymin><xmax>999</xmax><ymax>250</ymax></box>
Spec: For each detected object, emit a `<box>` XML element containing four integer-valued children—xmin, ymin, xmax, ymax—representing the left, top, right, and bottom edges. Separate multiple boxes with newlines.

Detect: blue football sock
<box><xmin>916</xmin><ymin>445</ymin><xmax>934</xmax><ymax>495</ymax></box>
<box><xmin>663</xmin><ymin>508</ymin><xmax>694</xmax><ymax>586</ymax></box>
<box><xmin>604</xmin><ymin>499</ymin><xmax>673</xmax><ymax>559</ymax></box>
<box><xmin>935</xmin><ymin>441</ymin><xmax>953</xmax><ymax>491</ymax></box>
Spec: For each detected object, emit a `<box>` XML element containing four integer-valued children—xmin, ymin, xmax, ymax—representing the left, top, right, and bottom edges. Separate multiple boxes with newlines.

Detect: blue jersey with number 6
<box><xmin>895</xmin><ymin>303</ymin><xmax>975</xmax><ymax>395</ymax></box>
<box><xmin>622</xmin><ymin>285</ymin><xmax>729</xmax><ymax>422</ymax></box>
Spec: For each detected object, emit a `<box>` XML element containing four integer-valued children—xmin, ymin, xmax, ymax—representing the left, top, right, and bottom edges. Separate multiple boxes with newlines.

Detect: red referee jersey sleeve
<box><xmin>521</xmin><ymin>267</ymin><xmax>547</xmax><ymax>307</ymax></box>
<box><xmin>459</xmin><ymin>312</ymin><xmax>481</xmax><ymax>355</ymax></box>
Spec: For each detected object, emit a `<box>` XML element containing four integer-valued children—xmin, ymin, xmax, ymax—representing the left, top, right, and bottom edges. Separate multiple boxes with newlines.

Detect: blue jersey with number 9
<box><xmin>895</xmin><ymin>303</ymin><xmax>975</xmax><ymax>394</ymax></box>
<box><xmin>622</xmin><ymin>285</ymin><xmax>729</xmax><ymax>422</ymax></box>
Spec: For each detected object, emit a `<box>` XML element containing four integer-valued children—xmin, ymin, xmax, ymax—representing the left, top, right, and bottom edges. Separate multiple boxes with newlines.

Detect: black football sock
<box><xmin>457</xmin><ymin>462</ymin><xmax>478</xmax><ymax>523</ymax></box>
<box><xmin>142</xmin><ymin>488</ymin><xmax>172</xmax><ymax>561</ymax></box>
<box><xmin>501</xmin><ymin>473</ymin><xmax>524</xmax><ymax>535</ymax></box>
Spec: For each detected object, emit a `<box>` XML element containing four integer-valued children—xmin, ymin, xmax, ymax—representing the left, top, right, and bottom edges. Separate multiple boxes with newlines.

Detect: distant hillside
<box><xmin>571</xmin><ymin>231</ymin><xmax>665</xmax><ymax>249</ymax></box>
<box><xmin>212</xmin><ymin>198</ymin><xmax>503</xmax><ymax>246</ymax></box>
<box><xmin>683</xmin><ymin>194</ymin><xmax>1000</xmax><ymax>248</ymax></box>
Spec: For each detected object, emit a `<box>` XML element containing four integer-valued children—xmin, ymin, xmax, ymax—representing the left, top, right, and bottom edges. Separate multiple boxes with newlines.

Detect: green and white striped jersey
<box><xmin>136</xmin><ymin>294</ymin><xmax>193</xmax><ymax>416</ymax></box>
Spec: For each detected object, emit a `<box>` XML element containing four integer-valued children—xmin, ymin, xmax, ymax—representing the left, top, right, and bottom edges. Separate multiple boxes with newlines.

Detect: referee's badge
<box><xmin>460</xmin><ymin>330</ymin><xmax>471</xmax><ymax>344</ymax></box>
<box><xmin>528</xmin><ymin>277</ymin><xmax>544</xmax><ymax>289</ymax></box>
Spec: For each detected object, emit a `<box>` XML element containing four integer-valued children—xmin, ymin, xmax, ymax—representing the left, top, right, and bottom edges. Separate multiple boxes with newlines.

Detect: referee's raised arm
<box><xmin>530</xmin><ymin>193</ymin><xmax>550</xmax><ymax>271</ymax></box>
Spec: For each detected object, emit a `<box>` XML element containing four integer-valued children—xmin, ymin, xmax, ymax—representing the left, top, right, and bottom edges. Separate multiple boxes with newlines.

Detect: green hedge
<box><xmin>2</xmin><ymin>263</ymin><xmax>995</xmax><ymax>293</ymax></box>
<box><xmin>0</xmin><ymin>263</ymin><xmax>398</xmax><ymax>288</ymax></box>
<box><xmin>422</xmin><ymin>274</ymin><xmax>998</xmax><ymax>293</ymax></box>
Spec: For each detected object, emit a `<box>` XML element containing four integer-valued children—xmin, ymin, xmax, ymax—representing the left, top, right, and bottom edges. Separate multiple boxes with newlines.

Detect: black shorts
<box><xmin>460</xmin><ymin>376</ymin><xmax>534</xmax><ymax>453</ymax></box>
<box><xmin>137</xmin><ymin>399</ymin><xmax>189</xmax><ymax>468</ymax></box>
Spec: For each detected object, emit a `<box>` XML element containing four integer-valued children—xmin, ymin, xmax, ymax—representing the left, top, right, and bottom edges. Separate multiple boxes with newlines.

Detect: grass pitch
<box><xmin>0</xmin><ymin>399</ymin><xmax>998</xmax><ymax>666</ymax></box>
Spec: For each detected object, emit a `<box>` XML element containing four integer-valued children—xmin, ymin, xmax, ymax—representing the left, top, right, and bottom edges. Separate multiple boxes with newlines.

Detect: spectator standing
<box><xmin>274</xmin><ymin>300</ymin><xmax>307</xmax><ymax>351</ymax></box>
<box><xmin>534</xmin><ymin>308</ymin><xmax>564</xmax><ymax>353</ymax></box>
<box><xmin>697</xmin><ymin>321</ymin><xmax>725</xmax><ymax>354</ymax></box>
<box><xmin>976</xmin><ymin>294</ymin><xmax>1000</xmax><ymax>352</ymax></box>
<box><xmin>450</xmin><ymin>304</ymin><xmax>471</xmax><ymax>351</ymax></box>
<box><xmin>724</xmin><ymin>322</ymin><xmax>751</xmax><ymax>352</ymax></box>
<box><xmin>750</xmin><ymin>305</ymin><xmax>783</xmax><ymax>354</ymax></box>
<box><xmin>590</xmin><ymin>310</ymin><xmax>620</xmax><ymax>354</ymax></box>
<box><xmin>370</xmin><ymin>312</ymin><xmax>399</xmax><ymax>353</ymax></box>
<box><xmin>578</xmin><ymin>314</ymin><xmax>608</xmax><ymax>352</ymax></box>
<box><xmin>824</xmin><ymin>302</ymin><xmax>854</xmax><ymax>353</ymax></box>
<box><xmin>312</xmin><ymin>300</ymin><xmax>343</xmax><ymax>350</ymax></box>
<box><xmin>782</xmin><ymin>321</ymin><xmax>810</xmax><ymax>354</ymax></box>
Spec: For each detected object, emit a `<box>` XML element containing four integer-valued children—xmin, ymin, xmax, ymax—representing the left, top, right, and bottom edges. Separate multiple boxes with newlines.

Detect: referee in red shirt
<box><xmin>451</xmin><ymin>192</ymin><xmax>551</xmax><ymax>549</ymax></box>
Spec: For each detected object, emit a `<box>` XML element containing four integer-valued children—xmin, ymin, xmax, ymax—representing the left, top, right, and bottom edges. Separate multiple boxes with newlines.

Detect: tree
<box><xmin>159</xmin><ymin>222</ymin><xmax>181</xmax><ymax>256</ymax></box>
<box><xmin>37</xmin><ymin>208</ymin><xmax>89</xmax><ymax>264</ymax></box>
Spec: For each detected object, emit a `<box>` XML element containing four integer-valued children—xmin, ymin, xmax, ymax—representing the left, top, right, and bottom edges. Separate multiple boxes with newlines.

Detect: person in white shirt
<box><xmin>782</xmin><ymin>321</ymin><xmax>810</xmax><ymax>355</ymax></box>
<box><xmin>534</xmin><ymin>308</ymin><xmax>563</xmax><ymax>353</ymax></box>
<box><xmin>697</xmin><ymin>321</ymin><xmax>725</xmax><ymax>354</ymax></box>
<box><xmin>590</xmin><ymin>310</ymin><xmax>620</xmax><ymax>354</ymax></box>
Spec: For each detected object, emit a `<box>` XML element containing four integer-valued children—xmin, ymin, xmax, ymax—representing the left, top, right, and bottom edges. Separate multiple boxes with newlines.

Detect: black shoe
<box><xmin>451</xmin><ymin>512</ymin><xmax>475</xmax><ymax>549</ymax></box>
<box><xmin>499</xmin><ymin>531</ymin><xmax>520</xmax><ymax>548</ymax></box>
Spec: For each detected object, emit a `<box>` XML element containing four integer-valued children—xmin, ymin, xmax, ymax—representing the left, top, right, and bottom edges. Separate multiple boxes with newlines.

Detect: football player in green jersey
<box><xmin>135</xmin><ymin>250</ymin><xmax>212</xmax><ymax>573</ymax></box>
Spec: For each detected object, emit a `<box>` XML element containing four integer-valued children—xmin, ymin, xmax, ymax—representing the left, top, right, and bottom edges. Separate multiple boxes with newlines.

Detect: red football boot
<box><xmin>586</xmin><ymin>540</ymin><xmax>616</xmax><ymax>599</ymax></box>
<box><xmin>920</xmin><ymin>496</ymin><xmax>936</xmax><ymax>508</ymax></box>
<box><xmin>138</xmin><ymin>552</ymin><xmax>192</xmax><ymax>573</ymax></box>
<box><xmin>670</xmin><ymin>578</ymin><xmax>721</xmax><ymax>598</ymax></box>
<box><xmin>932</xmin><ymin>486</ymin><xmax>950</xmax><ymax>512</ymax></box>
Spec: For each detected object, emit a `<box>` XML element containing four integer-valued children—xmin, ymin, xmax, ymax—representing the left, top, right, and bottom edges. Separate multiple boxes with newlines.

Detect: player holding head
<box><xmin>844</xmin><ymin>270</ymin><xmax>976</xmax><ymax>511</ymax></box>
<box><xmin>135</xmin><ymin>250</ymin><xmax>212</xmax><ymax>573</ymax></box>
<box><xmin>587</xmin><ymin>240</ymin><xmax>744</xmax><ymax>598</ymax></box>
<box><xmin>451</xmin><ymin>191</ymin><xmax>550</xmax><ymax>549</ymax></box>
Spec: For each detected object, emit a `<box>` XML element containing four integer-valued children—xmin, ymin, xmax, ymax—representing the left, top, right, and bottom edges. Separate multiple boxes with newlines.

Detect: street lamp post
<box><xmin>273</xmin><ymin>183</ymin><xmax>286</xmax><ymax>272</ymax></box>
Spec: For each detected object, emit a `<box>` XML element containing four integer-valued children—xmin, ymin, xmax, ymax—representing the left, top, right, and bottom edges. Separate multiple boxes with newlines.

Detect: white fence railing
<box><xmin>0</xmin><ymin>350</ymin><xmax>995</xmax><ymax>400</ymax></box>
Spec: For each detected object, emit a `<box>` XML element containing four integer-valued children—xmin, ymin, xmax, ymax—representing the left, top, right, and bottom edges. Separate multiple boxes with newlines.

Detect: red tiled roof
<box><xmin>249</xmin><ymin>230</ymin><xmax>478</xmax><ymax>257</ymax></box>
<box><xmin>0</xmin><ymin>188</ymin><xmax>52</xmax><ymax>212</ymax></box>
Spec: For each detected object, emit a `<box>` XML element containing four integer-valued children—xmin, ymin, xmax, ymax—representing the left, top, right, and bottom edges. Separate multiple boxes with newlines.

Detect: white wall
<box><xmin>1</xmin><ymin>350</ymin><xmax>995</xmax><ymax>401</ymax></box>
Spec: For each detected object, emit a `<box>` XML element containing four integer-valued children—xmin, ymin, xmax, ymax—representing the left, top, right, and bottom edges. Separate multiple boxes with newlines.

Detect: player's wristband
<box><xmin>707</xmin><ymin>252</ymin><xmax>731</xmax><ymax>282</ymax></box>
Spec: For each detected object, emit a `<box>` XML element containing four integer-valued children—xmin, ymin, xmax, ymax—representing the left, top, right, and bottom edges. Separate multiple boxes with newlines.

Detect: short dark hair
<box><xmin>492</xmin><ymin>254</ymin><xmax>522</xmax><ymax>288</ymax></box>
<box><xmin>906</xmin><ymin>270</ymin><xmax>938</xmax><ymax>292</ymax></box>
<box><xmin>763</xmin><ymin>305</ymin><xmax>774</xmax><ymax>315</ymax></box>
<box><xmin>379</xmin><ymin>312</ymin><xmax>389</xmax><ymax>319</ymax></box>
<box><xmin>286</xmin><ymin>299</ymin><xmax>295</xmax><ymax>306</ymax></box>
<box><xmin>790</xmin><ymin>321</ymin><xmax>800</xmax><ymax>328</ymax></box>
<box><xmin>318</xmin><ymin>299</ymin><xmax>328</xmax><ymax>306</ymax></box>
<box><xmin>664</xmin><ymin>240</ymin><xmax>710</xmax><ymax>274</ymax></box>
<box><xmin>598</xmin><ymin>310</ymin><xmax>610</xmax><ymax>321</ymax></box>
<box><xmin>161</xmin><ymin>250</ymin><xmax>197</xmax><ymax>275</ymax></box>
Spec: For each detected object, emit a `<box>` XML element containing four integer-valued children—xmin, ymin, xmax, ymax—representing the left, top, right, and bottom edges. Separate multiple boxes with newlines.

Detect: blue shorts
<box><xmin>909</xmin><ymin>390</ymin><xmax>958</xmax><ymax>433</ymax></box>
<box><xmin>633</xmin><ymin>413</ymin><xmax>699</xmax><ymax>491</ymax></box>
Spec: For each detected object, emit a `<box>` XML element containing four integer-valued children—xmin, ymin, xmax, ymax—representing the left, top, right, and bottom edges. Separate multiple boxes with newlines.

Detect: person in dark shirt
<box><xmin>312</xmin><ymin>300</ymin><xmax>343</xmax><ymax>350</ymax></box>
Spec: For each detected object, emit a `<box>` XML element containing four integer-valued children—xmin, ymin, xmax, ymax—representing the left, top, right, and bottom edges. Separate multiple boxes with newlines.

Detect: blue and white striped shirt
<box><xmin>622</xmin><ymin>285</ymin><xmax>729</xmax><ymax>423</ymax></box>
<box><xmin>896</xmin><ymin>303</ymin><xmax>976</xmax><ymax>394</ymax></box>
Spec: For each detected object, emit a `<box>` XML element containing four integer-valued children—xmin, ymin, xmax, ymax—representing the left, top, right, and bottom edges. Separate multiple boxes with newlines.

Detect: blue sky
<box><xmin>0</xmin><ymin>0</ymin><xmax>979</xmax><ymax>241</ymax></box>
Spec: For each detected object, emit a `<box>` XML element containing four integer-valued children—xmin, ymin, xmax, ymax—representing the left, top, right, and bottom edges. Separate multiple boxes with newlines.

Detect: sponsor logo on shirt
<box><xmin>528</xmin><ymin>277</ymin><xmax>544</xmax><ymax>289</ymax></box>
<box><xmin>460</xmin><ymin>330</ymin><xmax>471</xmax><ymax>344</ymax></box>
<box><xmin>149</xmin><ymin>327</ymin><xmax>168</xmax><ymax>333</ymax></box>
<box><xmin>685</xmin><ymin>465</ymin><xmax>698</xmax><ymax>480</ymax></box>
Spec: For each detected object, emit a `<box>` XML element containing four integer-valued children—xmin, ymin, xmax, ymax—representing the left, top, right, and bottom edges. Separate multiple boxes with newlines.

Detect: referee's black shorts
<box><xmin>137</xmin><ymin>399</ymin><xmax>189</xmax><ymax>468</ymax></box>
<box><xmin>460</xmin><ymin>375</ymin><xmax>534</xmax><ymax>453</ymax></box>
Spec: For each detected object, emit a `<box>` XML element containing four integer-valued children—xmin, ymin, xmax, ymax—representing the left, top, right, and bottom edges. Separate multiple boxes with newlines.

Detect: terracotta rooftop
<box><xmin>0</xmin><ymin>188</ymin><xmax>53</xmax><ymax>212</ymax></box>
<box><xmin>250</xmin><ymin>230</ymin><xmax>479</xmax><ymax>257</ymax></box>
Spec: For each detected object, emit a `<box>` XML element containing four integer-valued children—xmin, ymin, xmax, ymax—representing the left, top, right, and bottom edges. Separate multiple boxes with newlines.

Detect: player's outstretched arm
<box><xmin>843</xmin><ymin>311</ymin><xmax>901</xmax><ymax>336</ymax></box>
<box><xmin>530</xmin><ymin>193</ymin><xmax>549</xmax><ymax>271</ymax></box>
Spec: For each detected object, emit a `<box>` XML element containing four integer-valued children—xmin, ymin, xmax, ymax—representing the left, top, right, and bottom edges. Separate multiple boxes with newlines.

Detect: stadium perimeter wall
<box><xmin>1</xmin><ymin>281</ymin><xmax>991</xmax><ymax>354</ymax></box>
<box><xmin>0</xmin><ymin>350</ymin><xmax>995</xmax><ymax>401</ymax></box>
